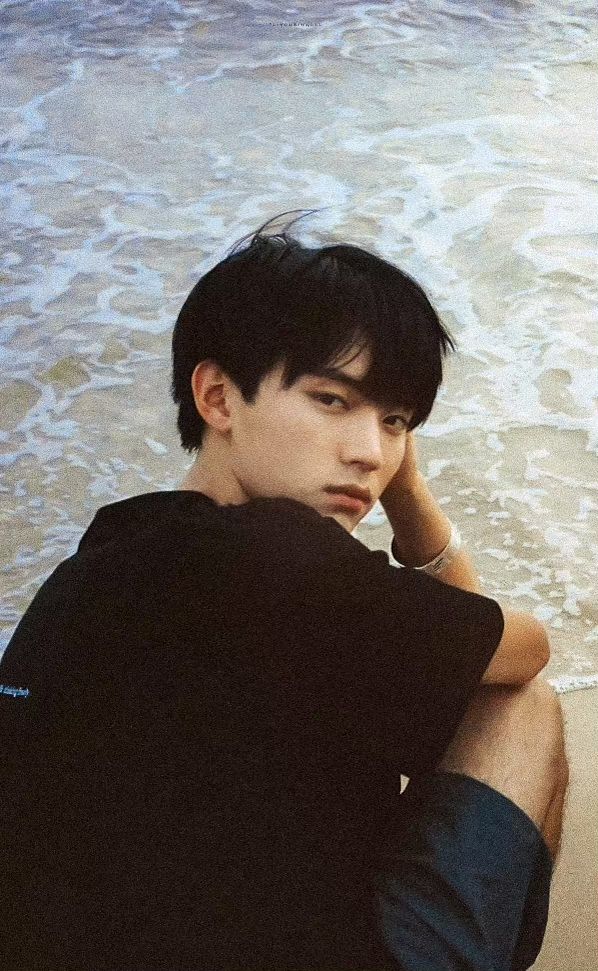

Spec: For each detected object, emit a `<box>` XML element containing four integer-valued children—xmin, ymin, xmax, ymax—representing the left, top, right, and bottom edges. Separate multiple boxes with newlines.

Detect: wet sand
<box><xmin>534</xmin><ymin>687</ymin><xmax>598</xmax><ymax>971</ymax></box>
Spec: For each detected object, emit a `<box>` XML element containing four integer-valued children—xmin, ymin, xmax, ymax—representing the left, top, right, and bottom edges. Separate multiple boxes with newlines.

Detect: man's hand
<box><xmin>380</xmin><ymin>432</ymin><xmax>424</xmax><ymax>510</ymax></box>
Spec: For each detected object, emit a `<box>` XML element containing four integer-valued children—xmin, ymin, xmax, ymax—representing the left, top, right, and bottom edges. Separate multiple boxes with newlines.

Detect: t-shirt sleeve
<box><xmin>233</xmin><ymin>497</ymin><xmax>505</xmax><ymax>778</ymax></box>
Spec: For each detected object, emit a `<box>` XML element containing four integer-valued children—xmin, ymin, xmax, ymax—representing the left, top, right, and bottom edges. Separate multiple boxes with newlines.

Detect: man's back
<box><xmin>0</xmin><ymin>490</ymin><xmax>503</xmax><ymax>970</ymax></box>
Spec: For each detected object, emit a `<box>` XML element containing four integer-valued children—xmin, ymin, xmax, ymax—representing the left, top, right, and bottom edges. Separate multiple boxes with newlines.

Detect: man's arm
<box><xmin>380</xmin><ymin>466</ymin><xmax>481</xmax><ymax>595</ymax></box>
<box><xmin>380</xmin><ymin>435</ymin><xmax>550</xmax><ymax>686</ymax></box>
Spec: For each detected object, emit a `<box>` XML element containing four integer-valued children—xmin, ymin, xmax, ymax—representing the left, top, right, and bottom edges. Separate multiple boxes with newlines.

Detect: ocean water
<box><xmin>1</xmin><ymin>0</ymin><xmax>597</xmax><ymax>691</ymax></box>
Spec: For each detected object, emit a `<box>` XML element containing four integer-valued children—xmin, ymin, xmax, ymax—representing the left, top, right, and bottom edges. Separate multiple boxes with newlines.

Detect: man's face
<box><xmin>224</xmin><ymin>345</ymin><xmax>413</xmax><ymax>533</ymax></box>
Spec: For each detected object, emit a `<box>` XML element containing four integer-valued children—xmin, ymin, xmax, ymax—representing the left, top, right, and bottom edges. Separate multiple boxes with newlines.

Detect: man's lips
<box><xmin>325</xmin><ymin>485</ymin><xmax>372</xmax><ymax>505</ymax></box>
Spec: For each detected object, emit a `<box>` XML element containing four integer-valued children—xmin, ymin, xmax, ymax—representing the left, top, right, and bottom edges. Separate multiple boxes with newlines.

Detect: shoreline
<box><xmin>550</xmin><ymin>674</ymin><xmax>598</xmax><ymax>694</ymax></box>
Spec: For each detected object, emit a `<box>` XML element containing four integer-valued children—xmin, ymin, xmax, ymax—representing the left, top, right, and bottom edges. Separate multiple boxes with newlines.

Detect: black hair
<box><xmin>171</xmin><ymin>208</ymin><xmax>456</xmax><ymax>453</ymax></box>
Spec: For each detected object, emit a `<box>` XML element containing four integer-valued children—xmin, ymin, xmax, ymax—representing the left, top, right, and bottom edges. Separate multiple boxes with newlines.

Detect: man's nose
<box><xmin>341</xmin><ymin>413</ymin><xmax>385</xmax><ymax>468</ymax></box>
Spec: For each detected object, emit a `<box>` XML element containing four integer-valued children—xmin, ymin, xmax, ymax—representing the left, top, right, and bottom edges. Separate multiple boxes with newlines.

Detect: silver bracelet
<box><xmin>389</xmin><ymin>523</ymin><xmax>462</xmax><ymax>576</ymax></box>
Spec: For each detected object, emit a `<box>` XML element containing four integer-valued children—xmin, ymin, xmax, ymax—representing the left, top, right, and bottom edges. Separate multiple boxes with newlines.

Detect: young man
<box><xmin>0</xmin><ymin>210</ymin><xmax>567</xmax><ymax>970</ymax></box>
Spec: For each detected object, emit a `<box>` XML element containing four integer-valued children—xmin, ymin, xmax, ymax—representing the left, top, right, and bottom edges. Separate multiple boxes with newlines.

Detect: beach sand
<box><xmin>533</xmin><ymin>686</ymin><xmax>598</xmax><ymax>971</ymax></box>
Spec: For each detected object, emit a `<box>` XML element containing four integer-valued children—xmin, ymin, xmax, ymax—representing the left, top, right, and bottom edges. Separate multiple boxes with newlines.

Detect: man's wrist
<box><xmin>389</xmin><ymin>520</ymin><xmax>453</xmax><ymax>569</ymax></box>
<box><xmin>390</xmin><ymin>523</ymin><xmax>462</xmax><ymax>575</ymax></box>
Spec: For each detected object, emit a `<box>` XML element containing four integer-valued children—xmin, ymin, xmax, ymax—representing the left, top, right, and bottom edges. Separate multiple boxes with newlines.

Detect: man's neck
<box><xmin>180</xmin><ymin>454</ymin><xmax>246</xmax><ymax>507</ymax></box>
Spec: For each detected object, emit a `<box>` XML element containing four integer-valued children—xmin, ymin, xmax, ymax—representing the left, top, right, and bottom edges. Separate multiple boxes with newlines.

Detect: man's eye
<box><xmin>315</xmin><ymin>392</ymin><xmax>346</xmax><ymax>407</ymax></box>
<box><xmin>387</xmin><ymin>415</ymin><xmax>409</xmax><ymax>429</ymax></box>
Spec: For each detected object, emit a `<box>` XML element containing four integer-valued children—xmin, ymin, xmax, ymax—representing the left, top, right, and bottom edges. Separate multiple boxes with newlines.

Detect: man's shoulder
<box><xmin>75</xmin><ymin>492</ymin><xmax>326</xmax><ymax>552</ymax></box>
<box><xmin>76</xmin><ymin>490</ymin><xmax>215</xmax><ymax>554</ymax></box>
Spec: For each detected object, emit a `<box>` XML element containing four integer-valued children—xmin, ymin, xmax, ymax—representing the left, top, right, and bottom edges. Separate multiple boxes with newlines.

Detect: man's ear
<box><xmin>190</xmin><ymin>360</ymin><xmax>234</xmax><ymax>434</ymax></box>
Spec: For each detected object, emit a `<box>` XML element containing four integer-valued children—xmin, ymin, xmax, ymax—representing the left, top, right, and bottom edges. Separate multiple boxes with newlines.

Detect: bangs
<box><xmin>275</xmin><ymin>247</ymin><xmax>454</xmax><ymax>428</ymax></box>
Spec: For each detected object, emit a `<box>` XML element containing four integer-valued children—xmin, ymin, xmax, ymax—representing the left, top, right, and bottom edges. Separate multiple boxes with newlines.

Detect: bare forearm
<box><xmin>382</xmin><ymin>473</ymin><xmax>482</xmax><ymax>595</ymax></box>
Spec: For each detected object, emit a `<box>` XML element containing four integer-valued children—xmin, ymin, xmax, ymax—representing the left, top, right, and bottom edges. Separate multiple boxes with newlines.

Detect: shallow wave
<box><xmin>1</xmin><ymin>0</ymin><xmax>597</xmax><ymax>684</ymax></box>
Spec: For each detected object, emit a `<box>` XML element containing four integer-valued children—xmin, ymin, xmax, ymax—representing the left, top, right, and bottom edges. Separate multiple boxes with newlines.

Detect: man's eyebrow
<box><xmin>308</xmin><ymin>366</ymin><xmax>413</xmax><ymax>415</ymax></box>
<box><xmin>308</xmin><ymin>367</ymin><xmax>367</xmax><ymax>392</ymax></box>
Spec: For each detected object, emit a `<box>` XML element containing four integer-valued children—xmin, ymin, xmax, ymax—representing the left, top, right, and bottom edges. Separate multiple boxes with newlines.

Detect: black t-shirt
<box><xmin>0</xmin><ymin>491</ymin><xmax>504</xmax><ymax>971</ymax></box>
